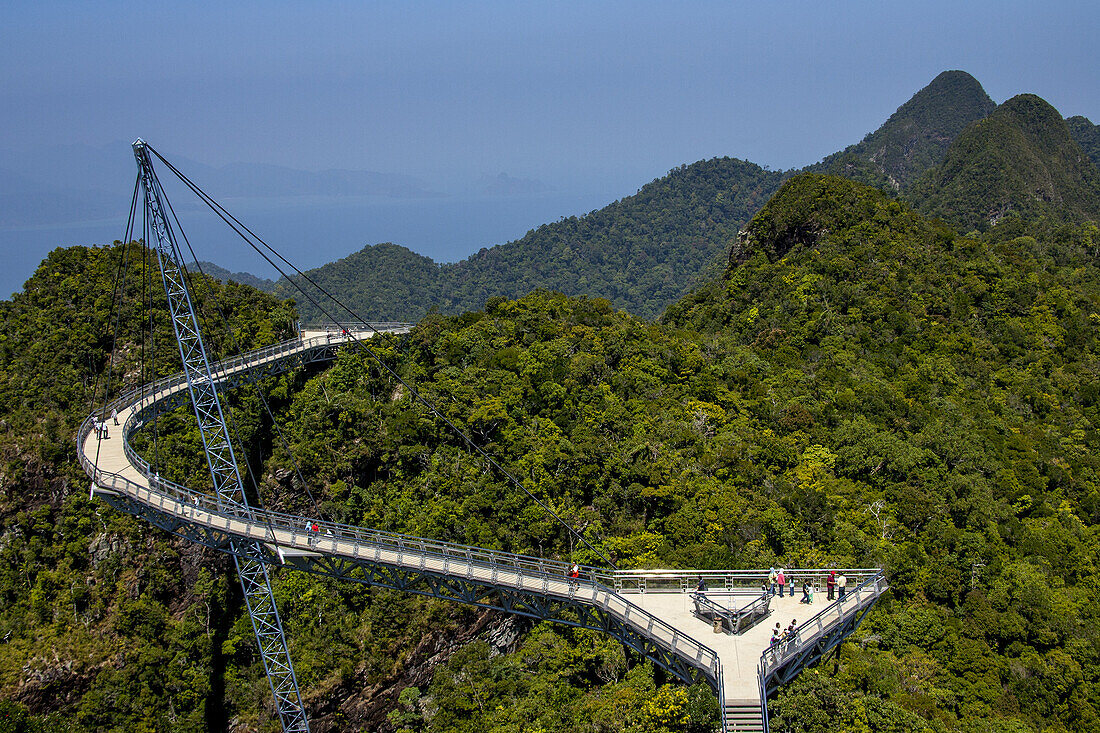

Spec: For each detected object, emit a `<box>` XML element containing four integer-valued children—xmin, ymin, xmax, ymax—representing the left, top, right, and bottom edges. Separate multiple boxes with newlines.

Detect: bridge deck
<box><xmin>79</xmin><ymin>326</ymin><xmax>885</xmax><ymax>732</ymax></box>
<box><xmin>629</xmin><ymin>591</ymin><xmax>807</xmax><ymax>701</ymax></box>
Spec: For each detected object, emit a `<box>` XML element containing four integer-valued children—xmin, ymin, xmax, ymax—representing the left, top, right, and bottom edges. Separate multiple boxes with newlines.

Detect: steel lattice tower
<box><xmin>133</xmin><ymin>140</ymin><xmax>310</xmax><ymax>732</ymax></box>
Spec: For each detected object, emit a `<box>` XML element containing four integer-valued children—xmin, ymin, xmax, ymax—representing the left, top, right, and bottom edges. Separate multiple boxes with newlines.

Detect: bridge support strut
<box><xmin>132</xmin><ymin>140</ymin><xmax>310</xmax><ymax>732</ymax></box>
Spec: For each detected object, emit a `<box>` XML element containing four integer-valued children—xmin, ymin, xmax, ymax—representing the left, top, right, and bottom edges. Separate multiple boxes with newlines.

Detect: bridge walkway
<box><xmin>79</xmin><ymin>326</ymin><xmax>886</xmax><ymax>733</ymax></box>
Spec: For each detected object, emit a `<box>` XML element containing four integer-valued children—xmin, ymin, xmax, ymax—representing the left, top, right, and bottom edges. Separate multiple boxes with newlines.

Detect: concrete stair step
<box><xmin>723</xmin><ymin>700</ymin><xmax>763</xmax><ymax>732</ymax></box>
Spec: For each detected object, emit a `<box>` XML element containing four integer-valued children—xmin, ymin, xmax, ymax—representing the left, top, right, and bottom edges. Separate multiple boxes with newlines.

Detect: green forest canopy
<box><xmin>3</xmin><ymin>164</ymin><xmax>1100</xmax><ymax>731</ymax></box>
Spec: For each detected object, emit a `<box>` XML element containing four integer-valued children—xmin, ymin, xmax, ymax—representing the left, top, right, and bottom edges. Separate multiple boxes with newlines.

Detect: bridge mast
<box><xmin>132</xmin><ymin>140</ymin><xmax>310</xmax><ymax>732</ymax></box>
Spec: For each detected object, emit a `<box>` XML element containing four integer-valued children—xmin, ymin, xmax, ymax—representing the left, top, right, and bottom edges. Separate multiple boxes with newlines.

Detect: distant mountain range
<box><xmin>189</xmin><ymin>261</ymin><xmax>276</xmax><ymax>292</ymax></box>
<box><xmin>250</xmin><ymin>70</ymin><xmax>1100</xmax><ymax>324</ymax></box>
<box><xmin>273</xmin><ymin>158</ymin><xmax>785</xmax><ymax>321</ymax></box>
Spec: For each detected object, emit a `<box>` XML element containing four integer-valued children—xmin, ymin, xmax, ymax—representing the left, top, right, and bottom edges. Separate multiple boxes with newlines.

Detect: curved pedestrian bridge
<box><xmin>78</xmin><ymin>325</ymin><xmax>887</xmax><ymax>733</ymax></box>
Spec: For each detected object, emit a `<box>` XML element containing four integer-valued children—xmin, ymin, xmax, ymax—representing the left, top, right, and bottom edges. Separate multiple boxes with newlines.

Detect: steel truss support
<box><xmin>292</xmin><ymin>553</ymin><xmax>716</xmax><ymax>690</ymax></box>
<box><xmin>96</xmin><ymin>491</ymin><xmax>715</xmax><ymax>692</ymax></box>
<box><xmin>132</xmin><ymin>140</ymin><xmax>310</xmax><ymax>732</ymax></box>
<box><xmin>761</xmin><ymin>599</ymin><xmax>880</xmax><ymax>698</ymax></box>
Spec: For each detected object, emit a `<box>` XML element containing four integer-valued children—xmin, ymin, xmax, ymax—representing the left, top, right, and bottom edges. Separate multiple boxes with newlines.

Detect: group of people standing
<box><xmin>766</xmin><ymin>570</ymin><xmax>850</xmax><ymax>651</ymax></box>
<box><xmin>770</xmin><ymin>619</ymin><xmax>799</xmax><ymax>647</ymax></box>
<box><xmin>766</xmin><ymin>567</ymin><xmax>849</xmax><ymax>603</ymax></box>
<box><xmin>767</xmin><ymin>567</ymin><xmax>799</xmax><ymax>598</ymax></box>
<box><xmin>303</xmin><ymin>519</ymin><xmax>321</xmax><ymax>547</ymax></box>
<box><xmin>825</xmin><ymin>569</ymin><xmax>847</xmax><ymax>601</ymax></box>
<box><xmin>93</xmin><ymin>409</ymin><xmax>119</xmax><ymax>439</ymax></box>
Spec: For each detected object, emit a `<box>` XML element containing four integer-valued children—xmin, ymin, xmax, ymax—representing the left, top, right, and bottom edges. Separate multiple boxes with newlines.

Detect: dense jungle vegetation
<box><xmin>4</xmin><ymin>165</ymin><xmax>1100</xmax><ymax>732</ymax></box>
<box><xmin>4</xmin><ymin>70</ymin><xmax>1100</xmax><ymax>733</ymax></box>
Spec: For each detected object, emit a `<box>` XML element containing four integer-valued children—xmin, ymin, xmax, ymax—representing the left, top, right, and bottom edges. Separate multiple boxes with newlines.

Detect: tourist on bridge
<box><xmin>826</xmin><ymin>569</ymin><xmax>836</xmax><ymax>601</ymax></box>
<box><xmin>569</xmin><ymin>562</ymin><xmax>580</xmax><ymax>590</ymax></box>
<box><xmin>838</xmin><ymin>573</ymin><xmax>847</xmax><ymax>599</ymax></box>
<box><xmin>800</xmin><ymin>580</ymin><xmax>812</xmax><ymax>604</ymax></box>
<box><xmin>776</xmin><ymin>568</ymin><xmax>786</xmax><ymax>597</ymax></box>
<box><xmin>786</xmin><ymin>572</ymin><xmax>796</xmax><ymax>596</ymax></box>
<box><xmin>767</xmin><ymin>566</ymin><xmax>777</xmax><ymax>595</ymax></box>
<box><xmin>111</xmin><ymin>407</ymin><xmax>119</xmax><ymax>425</ymax></box>
<box><xmin>695</xmin><ymin>576</ymin><xmax>706</xmax><ymax>593</ymax></box>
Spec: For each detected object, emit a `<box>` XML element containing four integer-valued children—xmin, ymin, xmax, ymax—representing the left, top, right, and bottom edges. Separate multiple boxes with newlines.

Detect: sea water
<box><xmin>0</xmin><ymin>190</ymin><xmax>614</xmax><ymax>299</ymax></box>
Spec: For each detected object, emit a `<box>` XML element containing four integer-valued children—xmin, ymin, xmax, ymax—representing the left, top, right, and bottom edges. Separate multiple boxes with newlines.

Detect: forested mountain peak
<box><xmin>1065</xmin><ymin>114</ymin><xmax>1100</xmax><ymax>168</ymax></box>
<box><xmin>727</xmin><ymin>173</ymin><xmax>926</xmax><ymax>267</ymax></box>
<box><xmin>280</xmin><ymin>157</ymin><xmax>787</xmax><ymax>322</ymax></box>
<box><xmin>274</xmin><ymin>241</ymin><xmax>444</xmax><ymax>322</ymax></box>
<box><xmin>909</xmin><ymin>93</ymin><xmax>1100</xmax><ymax>230</ymax></box>
<box><xmin>663</xmin><ymin>173</ymin><xmax>947</xmax><ymax>331</ymax></box>
<box><xmin>813</xmin><ymin>70</ymin><xmax>996</xmax><ymax>190</ymax></box>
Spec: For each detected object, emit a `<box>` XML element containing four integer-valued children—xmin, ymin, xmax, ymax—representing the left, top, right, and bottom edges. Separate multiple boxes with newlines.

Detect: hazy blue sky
<box><xmin>4</xmin><ymin>1</ymin><xmax>1098</xmax><ymax>189</ymax></box>
<box><xmin>1</xmin><ymin>1</ymin><xmax>1099</xmax><ymax>297</ymax></box>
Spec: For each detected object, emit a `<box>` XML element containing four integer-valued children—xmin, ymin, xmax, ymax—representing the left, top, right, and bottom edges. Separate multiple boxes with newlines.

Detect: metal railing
<box><xmin>598</xmin><ymin>569</ymin><xmax>879</xmax><ymax>594</ymax></box>
<box><xmin>87</xmin><ymin>334</ymin><xmax>317</xmax><ymax>423</ymax></box>
<box><xmin>691</xmin><ymin>591</ymin><xmax>772</xmax><ymax>635</ymax></box>
<box><xmin>77</xmin><ymin>329</ymin><xmax>726</xmax><ymax>718</ymax></box>
<box><xmin>83</xmin><ymin>443</ymin><xmax>725</xmax><ymax>689</ymax></box>
<box><xmin>758</xmin><ymin>571</ymin><xmax>888</xmax><ymax>676</ymax></box>
<box><xmin>305</xmin><ymin>321</ymin><xmax>414</xmax><ymax>333</ymax></box>
<box><xmin>758</xmin><ymin>662</ymin><xmax>770</xmax><ymax>733</ymax></box>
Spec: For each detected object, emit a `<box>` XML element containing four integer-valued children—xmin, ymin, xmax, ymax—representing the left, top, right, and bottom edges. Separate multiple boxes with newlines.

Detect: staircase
<box><xmin>723</xmin><ymin>699</ymin><xmax>764</xmax><ymax>732</ymax></box>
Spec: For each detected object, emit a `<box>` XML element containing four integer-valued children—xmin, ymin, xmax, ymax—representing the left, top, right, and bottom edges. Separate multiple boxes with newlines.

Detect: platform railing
<box><xmin>305</xmin><ymin>321</ymin><xmax>415</xmax><ymax>333</ymax></box>
<box><xmin>758</xmin><ymin>662</ymin><xmax>770</xmax><ymax>733</ymax></box>
<box><xmin>81</xmin><ymin>438</ymin><xmax>724</xmax><ymax>692</ymax></box>
<box><xmin>691</xmin><ymin>590</ymin><xmax>772</xmax><ymax>635</ymax></box>
<box><xmin>758</xmin><ymin>571</ymin><xmax>888</xmax><ymax>677</ymax></box>
<box><xmin>597</xmin><ymin>569</ymin><xmax>879</xmax><ymax>594</ymax></box>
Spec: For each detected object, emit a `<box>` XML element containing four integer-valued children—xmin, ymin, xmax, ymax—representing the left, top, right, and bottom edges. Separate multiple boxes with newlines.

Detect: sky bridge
<box><xmin>79</xmin><ymin>325</ymin><xmax>888</xmax><ymax>733</ymax></box>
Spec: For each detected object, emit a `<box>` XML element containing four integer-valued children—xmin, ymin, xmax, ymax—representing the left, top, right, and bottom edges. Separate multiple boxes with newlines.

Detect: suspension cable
<box><xmin>144</xmin><ymin>144</ymin><xmax>615</xmax><ymax>568</ymax></box>
<box><xmin>155</xmin><ymin>170</ymin><xmax>326</xmax><ymax>518</ymax></box>
<box><xmin>91</xmin><ymin>174</ymin><xmax>141</xmax><ymax>473</ymax></box>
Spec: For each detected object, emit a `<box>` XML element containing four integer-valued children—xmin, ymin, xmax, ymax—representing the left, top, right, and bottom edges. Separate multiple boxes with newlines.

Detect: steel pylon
<box><xmin>132</xmin><ymin>140</ymin><xmax>309</xmax><ymax>732</ymax></box>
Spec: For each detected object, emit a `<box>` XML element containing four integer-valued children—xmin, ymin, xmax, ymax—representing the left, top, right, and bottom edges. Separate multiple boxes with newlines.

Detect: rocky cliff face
<box><xmin>308</xmin><ymin>611</ymin><xmax>527</xmax><ymax>732</ymax></box>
